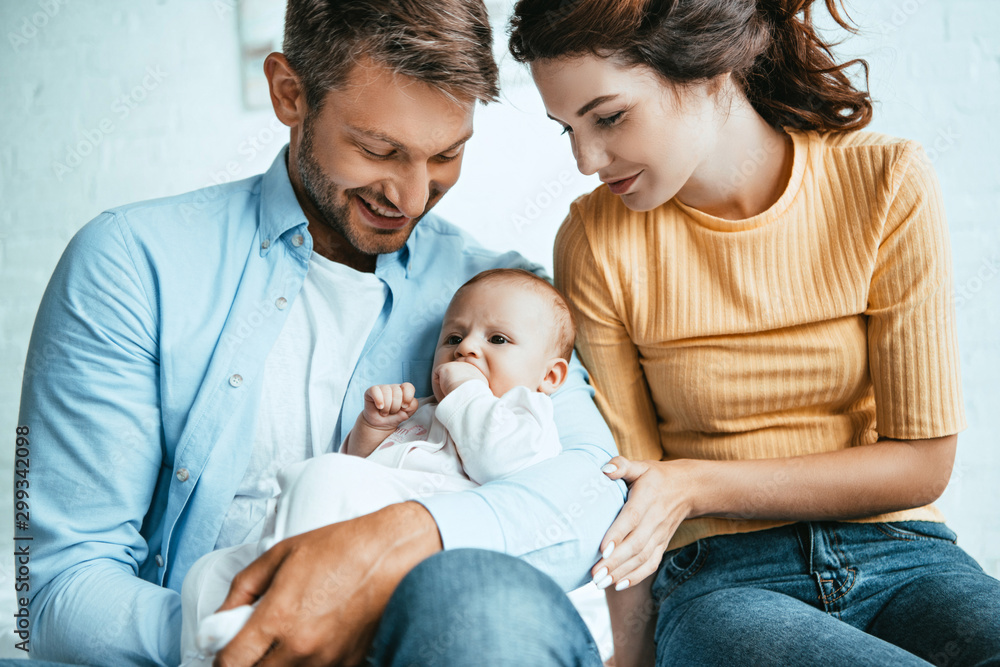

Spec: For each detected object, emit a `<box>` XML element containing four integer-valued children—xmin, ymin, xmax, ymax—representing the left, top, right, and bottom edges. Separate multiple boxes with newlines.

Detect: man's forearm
<box><xmin>215</xmin><ymin>501</ymin><xmax>442</xmax><ymax>665</ymax></box>
<box><xmin>420</xmin><ymin>447</ymin><xmax>625</xmax><ymax>591</ymax></box>
<box><xmin>33</xmin><ymin>565</ymin><xmax>182</xmax><ymax>667</ymax></box>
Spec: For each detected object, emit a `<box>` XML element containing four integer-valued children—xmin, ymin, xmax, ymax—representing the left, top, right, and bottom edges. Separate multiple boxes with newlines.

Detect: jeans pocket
<box><xmin>875</xmin><ymin>521</ymin><xmax>958</xmax><ymax>544</ymax></box>
<box><xmin>651</xmin><ymin>540</ymin><xmax>707</xmax><ymax>604</ymax></box>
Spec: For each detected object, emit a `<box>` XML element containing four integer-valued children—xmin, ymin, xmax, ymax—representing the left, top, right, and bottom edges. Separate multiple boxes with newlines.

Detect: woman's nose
<box><xmin>572</xmin><ymin>134</ymin><xmax>611</xmax><ymax>176</ymax></box>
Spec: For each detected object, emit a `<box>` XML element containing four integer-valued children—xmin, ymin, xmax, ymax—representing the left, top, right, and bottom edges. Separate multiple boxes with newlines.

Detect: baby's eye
<box><xmin>445</xmin><ymin>335</ymin><xmax>462</xmax><ymax>345</ymax></box>
<box><xmin>489</xmin><ymin>335</ymin><xmax>508</xmax><ymax>345</ymax></box>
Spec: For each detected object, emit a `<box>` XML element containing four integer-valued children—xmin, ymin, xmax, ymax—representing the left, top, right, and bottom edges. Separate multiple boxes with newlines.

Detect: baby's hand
<box><xmin>433</xmin><ymin>361</ymin><xmax>489</xmax><ymax>398</ymax></box>
<box><xmin>362</xmin><ymin>382</ymin><xmax>419</xmax><ymax>430</ymax></box>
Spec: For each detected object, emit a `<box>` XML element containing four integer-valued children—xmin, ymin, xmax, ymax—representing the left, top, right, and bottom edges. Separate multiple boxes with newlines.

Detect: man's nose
<box><xmin>385</xmin><ymin>164</ymin><xmax>430</xmax><ymax>219</ymax></box>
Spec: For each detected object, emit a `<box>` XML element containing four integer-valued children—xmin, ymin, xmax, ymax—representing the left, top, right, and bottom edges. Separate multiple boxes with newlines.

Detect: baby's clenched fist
<box><xmin>362</xmin><ymin>382</ymin><xmax>419</xmax><ymax>430</ymax></box>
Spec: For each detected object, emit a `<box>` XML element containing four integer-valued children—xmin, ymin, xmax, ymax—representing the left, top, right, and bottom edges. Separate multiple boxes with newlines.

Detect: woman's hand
<box><xmin>591</xmin><ymin>435</ymin><xmax>958</xmax><ymax>592</ymax></box>
<box><xmin>591</xmin><ymin>456</ymin><xmax>703</xmax><ymax>591</ymax></box>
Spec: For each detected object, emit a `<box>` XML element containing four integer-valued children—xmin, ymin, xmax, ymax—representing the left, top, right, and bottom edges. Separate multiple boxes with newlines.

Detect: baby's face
<box><xmin>432</xmin><ymin>280</ymin><xmax>559</xmax><ymax>401</ymax></box>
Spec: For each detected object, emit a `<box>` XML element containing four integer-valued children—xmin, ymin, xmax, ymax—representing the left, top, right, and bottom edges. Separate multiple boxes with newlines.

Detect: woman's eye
<box><xmin>596</xmin><ymin>111</ymin><xmax>624</xmax><ymax>127</ymax></box>
<box><xmin>560</xmin><ymin>125</ymin><xmax>573</xmax><ymax>136</ymax></box>
<box><xmin>489</xmin><ymin>335</ymin><xmax>507</xmax><ymax>345</ymax></box>
<box><xmin>446</xmin><ymin>335</ymin><xmax>462</xmax><ymax>345</ymax></box>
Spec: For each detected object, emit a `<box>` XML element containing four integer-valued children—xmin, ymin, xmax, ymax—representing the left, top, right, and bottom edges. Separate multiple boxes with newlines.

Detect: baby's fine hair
<box><xmin>457</xmin><ymin>268</ymin><xmax>576</xmax><ymax>360</ymax></box>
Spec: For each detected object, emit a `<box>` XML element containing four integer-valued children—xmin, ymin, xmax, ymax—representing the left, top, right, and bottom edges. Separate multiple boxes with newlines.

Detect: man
<box><xmin>19</xmin><ymin>1</ymin><xmax>624</xmax><ymax>665</ymax></box>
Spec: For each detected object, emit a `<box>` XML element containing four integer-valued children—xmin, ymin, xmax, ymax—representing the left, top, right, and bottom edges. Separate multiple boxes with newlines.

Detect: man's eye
<box><xmin>489</xmin><ymin>335</ymin><xmax>507</xmax><ymax>345</ymax></box>
<box><xmin>446</xmin><ymin>335</ymin><xmax>462</xmax><ymax>345</ymax></box>
<box><xmin>361</xmin><ymin>146</ymin><xmax>393</xmax><ymax>159</ymax></box>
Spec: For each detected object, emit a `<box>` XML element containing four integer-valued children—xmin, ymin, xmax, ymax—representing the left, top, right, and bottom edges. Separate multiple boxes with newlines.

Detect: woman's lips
<box><xmin>605</xmin><ymin>172</ymin><xmax>641</xmax><ymax>195</ymax></box>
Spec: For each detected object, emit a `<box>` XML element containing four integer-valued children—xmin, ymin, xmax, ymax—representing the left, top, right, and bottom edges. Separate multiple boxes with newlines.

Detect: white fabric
<box><xmin>180</xmin><ymin>383</ymin><xmax>563</xmax><ymax>666</ymax></box>
<box><xmin>214</xmin><ymin>253</ymin><xmax>387</xmax><ymax>549</ymax></box>
<box><xmin>366</xmin><ymin>380</ymin><xmax>563</xmax><ymax>483</ymax></box>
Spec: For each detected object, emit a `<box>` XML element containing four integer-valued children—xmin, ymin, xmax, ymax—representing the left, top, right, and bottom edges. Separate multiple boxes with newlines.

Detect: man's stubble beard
<box><xmin>297</xmin><ymin>114</ymin><xmax>426</xmax><ymax>257</ymax></box>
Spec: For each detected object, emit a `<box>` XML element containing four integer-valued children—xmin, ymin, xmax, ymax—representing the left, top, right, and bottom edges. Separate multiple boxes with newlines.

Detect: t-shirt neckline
<box><xmin>672</xmin><ymin>128</ymin><xmax>810</xmax><ymax>233</ymax></box>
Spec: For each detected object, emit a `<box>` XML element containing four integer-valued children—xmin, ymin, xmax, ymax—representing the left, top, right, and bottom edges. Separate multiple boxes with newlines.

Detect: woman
<box><xmin>509</xmin><ymin>1</ymin><xmax>1000</xmax><ymax>665</ymax></box>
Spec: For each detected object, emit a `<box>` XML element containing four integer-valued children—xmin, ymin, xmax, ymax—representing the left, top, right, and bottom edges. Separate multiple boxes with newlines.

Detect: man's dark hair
<box><xmin>284</xmin><ymin>0</ymin><xmax>500</xmax><ymax>111</ymax></box>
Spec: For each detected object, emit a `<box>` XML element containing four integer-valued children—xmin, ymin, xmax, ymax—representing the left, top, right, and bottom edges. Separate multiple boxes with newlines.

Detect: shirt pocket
<box><xmin>402</xmin><ymin>360</ymin><xmax>434</xmax><ymax>397</ymax></box>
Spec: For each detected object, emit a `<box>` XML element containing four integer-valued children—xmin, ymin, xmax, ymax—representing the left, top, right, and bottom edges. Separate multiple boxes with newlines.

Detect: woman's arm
<box><xmin>555</xmin><ymin>209</ymin><xmax>664</xmax><ymax>664</ymax></box>
<box><xmin>596</xmin><ymin>433</ymin><xmax>956</xmax><ymax>588</ymax></box>
<box><xmin>554</xmin><ymin>208</ymin><xmax>662</xmax><ymax>462</ymax></box>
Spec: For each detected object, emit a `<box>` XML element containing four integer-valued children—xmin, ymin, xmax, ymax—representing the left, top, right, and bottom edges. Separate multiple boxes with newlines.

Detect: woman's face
<box><xmin>531</xmin><ymin>54</ymin><xmax>725</xmax><ymax>212</ymax></box>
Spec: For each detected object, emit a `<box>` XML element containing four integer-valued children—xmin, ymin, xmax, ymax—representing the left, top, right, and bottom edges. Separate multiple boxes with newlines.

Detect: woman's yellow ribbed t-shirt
<box><xmin>554</xmin><ymin>129</ymin><xmax>966</xmax><ymax>550</ymax></box>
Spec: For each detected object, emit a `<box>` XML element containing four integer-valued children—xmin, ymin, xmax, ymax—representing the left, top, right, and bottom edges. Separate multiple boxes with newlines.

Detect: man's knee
<box><xmin>371</xmin><ymin>549</ymin><xmax>600</xmax><ymax>666</ymax></box>
<box><xmin>388</xmin><ymin>548</ymin><xmax>572</xmax><ymax>634</ymax></box>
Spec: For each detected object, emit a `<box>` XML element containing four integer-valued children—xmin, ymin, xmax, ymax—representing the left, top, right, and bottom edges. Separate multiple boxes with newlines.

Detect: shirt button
<box><xmin>291</xmin><ymin>234</ymin><xmax>304</xmax><ymax>247</ymax></box>
<box><xmin>155</xmin><ymin>554</ymin><xmax>164</xmax><ymax>567</ymax></box>
<box><xmin>176</xmin><ymin>468</ymin><xmax>189</xmax><ymax>482</ymax></box>
<box><xmin>275</xmin><ymin>297</ymin><xmax>287</xmax><ymax>310</ymax></box>
<box><xmin>261</xmin><ymin>239</ymin><xmax>270</xmax><ymax>250</ymax></box>
<box><xmin>229</xmin><ymin>374</ymin><xmax>243</xmax><ymax>387</ymax></box>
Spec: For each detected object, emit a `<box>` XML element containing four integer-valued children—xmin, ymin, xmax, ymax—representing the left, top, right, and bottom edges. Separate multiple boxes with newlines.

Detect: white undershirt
<box><xmin>214</xmin><ymin>251</ymin><xmax>388</xmax><ymax>549</ymax></box>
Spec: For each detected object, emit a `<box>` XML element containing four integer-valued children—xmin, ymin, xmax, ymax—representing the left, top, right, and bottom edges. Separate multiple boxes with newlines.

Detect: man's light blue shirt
<box><xmin>18</xmin><ymin>148</ymin><xmax>625</xmax><ymax>666</ymax></box>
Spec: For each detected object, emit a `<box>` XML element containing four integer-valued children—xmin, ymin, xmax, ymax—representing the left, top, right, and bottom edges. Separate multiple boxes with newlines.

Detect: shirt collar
<box><xmin>258</xmin><ymin>145</ymin><xmax>308</xmax><ymax>252</ymax></box>
<box><xmin>259</xmin><ymin>143</ymin><xmax>414</xmax><ymax>273</ymax></box>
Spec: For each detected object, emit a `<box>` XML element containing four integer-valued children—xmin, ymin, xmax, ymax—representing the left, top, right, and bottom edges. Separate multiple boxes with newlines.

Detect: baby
<box><xmin>179</xmin><ymin>268</ymin><xmax>576</xmax><ymax>665</ymax></box>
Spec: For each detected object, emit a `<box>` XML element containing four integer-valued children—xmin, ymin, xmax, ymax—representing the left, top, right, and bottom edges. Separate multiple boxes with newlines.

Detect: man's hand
<box><xmin>214</xmin><ymin>501</ymin><xmax>443</xmax><ymax>666</ymax></box>
<box><xmin>362</xmin><ymin>382</ymin><xmax>419</xmax><ymax>430</ymax></box>
<box><xmin>432</xmin><ymin>361</ymin><xmax>488</xmax><ymax>398</ymax></box>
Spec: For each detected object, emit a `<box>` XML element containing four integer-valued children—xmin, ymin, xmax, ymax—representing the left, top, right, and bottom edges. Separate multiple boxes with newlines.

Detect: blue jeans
<box><xmin>368</xmin><ymin>549</ymin><xmax>602</xmax><ymax>667</ymax></box>
<box><xmin>653</xmin><ymin>521</ymin><xmax>1000</xmax><ymax>666</ymax></box>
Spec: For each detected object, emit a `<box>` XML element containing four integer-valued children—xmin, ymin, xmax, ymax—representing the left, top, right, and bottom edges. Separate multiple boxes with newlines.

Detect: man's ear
<box><xmin>539</xmin><ymin>358</ymin><xmax>570</xmax><ymax>395</ymax></box>
<box><xmin>264</xmin><ymin>52</ymin><xmax>308</xmax><ymax>128</ymax></box>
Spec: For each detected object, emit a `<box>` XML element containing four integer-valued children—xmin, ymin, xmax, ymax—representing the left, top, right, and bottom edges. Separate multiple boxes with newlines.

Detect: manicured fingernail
<box><xmin>596</xmin><ymin>575</ymin><xmax>613</xmax><ymax>590</ymax></box>
<box><xmin>602</xmin><ymin>541</ymin><xmax>615</xmax><ymax>559</ymax></box>
<box><xmin>615</xmin><ymin>579</ymin><xmax>630</xmax><ymax>591</ymax></box>
<box><xmin>601</xmin><ymin>463</ymin><xmax>617</xmax><ymax>474</ymax></box>
<box><xmin>592</xmin><ymin>567</ymin><xmax>608</xmax><ymax>583</ymax></box>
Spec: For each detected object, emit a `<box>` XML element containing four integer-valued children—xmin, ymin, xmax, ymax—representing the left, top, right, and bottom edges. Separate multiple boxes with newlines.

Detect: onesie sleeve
<box><xmin>555</xmin><ymin>203</ymin><xmax>663</xmax><ymax>461</ymax></box>
<box><xmin>865</xmin><ymin>143</ymin><xmax>966</xmax><ymax>439</ymax></box>
<box><xmin>435</xmin><ymin>381</ymin><xmax>561</xmax><ymax>484</ymax></box>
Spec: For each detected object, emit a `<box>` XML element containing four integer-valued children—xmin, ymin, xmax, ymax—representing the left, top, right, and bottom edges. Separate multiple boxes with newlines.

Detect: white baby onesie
<box><xmin>179</xmin><ymin>381</ymin><xmax>561</xmax><ymax>666</ymax></box>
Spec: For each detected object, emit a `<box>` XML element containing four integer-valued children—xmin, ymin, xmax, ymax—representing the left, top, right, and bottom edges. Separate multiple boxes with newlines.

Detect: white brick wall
<box><xmin>1</xmin><ymin>0</ymin><xmax>997</xmax><ymax>659</ymax></box>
